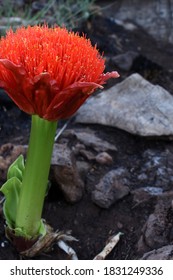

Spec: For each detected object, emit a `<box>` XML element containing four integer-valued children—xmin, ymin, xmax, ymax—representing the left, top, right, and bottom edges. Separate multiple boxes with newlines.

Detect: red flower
<box><xmin>0</xmin><ymin>26</ymin><xmax>119</xmax><ymax>121</ymax></box>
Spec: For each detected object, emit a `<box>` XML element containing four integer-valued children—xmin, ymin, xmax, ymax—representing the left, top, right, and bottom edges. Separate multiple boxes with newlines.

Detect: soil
<box><xmin>1</xmin><ymin>9</ymin><xmax>173</xmax><ymax>260</ymax></box>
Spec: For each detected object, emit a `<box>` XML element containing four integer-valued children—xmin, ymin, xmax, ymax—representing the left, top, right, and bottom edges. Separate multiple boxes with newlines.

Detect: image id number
<box><xmin>104</xmin><ymin>266</ymin><xmax>164</xmax><ymax>276</ymax></box>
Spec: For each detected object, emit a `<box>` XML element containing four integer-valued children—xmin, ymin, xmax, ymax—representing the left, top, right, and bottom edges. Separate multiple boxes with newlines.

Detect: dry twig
<box><xmin>94</xmin><ymin>232</ymin><xmax>123</xmax><ymax>260</ymax></box>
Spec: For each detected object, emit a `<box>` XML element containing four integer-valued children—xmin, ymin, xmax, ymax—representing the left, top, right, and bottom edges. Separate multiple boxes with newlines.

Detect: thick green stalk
<box><xmin>15</xmin><ymin>115</ymin><xmax>57</xmax><ymax>238</ymax></box>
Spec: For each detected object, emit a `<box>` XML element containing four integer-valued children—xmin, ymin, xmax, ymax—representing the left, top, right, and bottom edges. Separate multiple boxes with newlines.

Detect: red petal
<box><xmin>0</xmin><ymin>59</ymin><xmax>26</xmax><ymax>76</ymax></box>
<box><xmin>0</xmin><ymin>59</ymin><xmax>34</xmax><ymax>113</ymax></box>
<box><xmin>98</xmin><ymin>71</ymin><xmax>120</xmax><ymax>85</ymax></box>
<box><xmin>22</xmin><ymin>73</ymin><xmax>59</xmax><ymax>117</ymax></box>
<box><xmin>44</xmin><ymin>82</ymin><xmax>101</xmax><ymax>120</ymax></box>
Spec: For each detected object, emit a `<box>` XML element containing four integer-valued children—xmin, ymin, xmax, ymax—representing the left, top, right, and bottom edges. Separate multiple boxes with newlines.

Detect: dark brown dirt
<box><xmin>1</xmin><ymin>12</ymin><xmax>173</xmax><ymax>260</ymax></box>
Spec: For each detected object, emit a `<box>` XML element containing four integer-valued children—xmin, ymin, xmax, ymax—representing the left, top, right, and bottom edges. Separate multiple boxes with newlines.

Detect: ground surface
<box><xmin>0</xmin><ymin>9</ymin><xmax>173</xmax><ymax>260</ymax></box>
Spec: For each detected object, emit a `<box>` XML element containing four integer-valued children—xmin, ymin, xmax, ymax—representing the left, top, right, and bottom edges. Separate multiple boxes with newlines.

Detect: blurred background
<box><xmin>1</xmin><ymin>0</ymin><xmax>173</xmax><ymax>44</ymax></box>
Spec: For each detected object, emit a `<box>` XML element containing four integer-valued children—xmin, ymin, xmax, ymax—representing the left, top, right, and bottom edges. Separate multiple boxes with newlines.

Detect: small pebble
<box><xmin>95</xmin><ymin>152</ymin><xmax>113</xmax><ymax>165</ymax></box>
<box><xmin>1</xmin><ymin>240</ymin><xmax>9</xmax><ymax>248</ymax></box>
<box><xmin>143</xmin><ymin>186</ymin><xmax>163</xmax><ymax>195</ymax></box>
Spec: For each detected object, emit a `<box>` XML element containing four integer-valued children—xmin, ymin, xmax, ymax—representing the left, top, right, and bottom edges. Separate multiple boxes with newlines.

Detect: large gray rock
<box><xmin>76</xmin><ymin>73</ymin><xmax>173</xmax><ymax>136</ymax></box>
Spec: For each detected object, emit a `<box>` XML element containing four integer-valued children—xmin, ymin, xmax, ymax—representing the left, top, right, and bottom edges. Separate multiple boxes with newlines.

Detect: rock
<box><xmin>79</xmin><ymin>149</ymin><xmax>96</xmax><ymax>161</ymax></box>
<box><xmin>95</xmin><ymin>152</ymin><xmax>113</xmax><ymax>165</ymax></box>
<box><xmin>51</xmin><ymin>143</ymin><xmax>84</xmax><ymax>203</ymax></box>
<box><xmin>142</xmin><ymin>186</ymin><xmax>163</xmax><ymax>195</ymax></box>
<box><xmin>76</xmin><ymin>161</ymin><xmax>90</xmax><ymax>180</ymax></box>
<box><xmin>141</xmin><ymin>245</ymin><xmax>173</xmax><ymax>260</ymax></box>
<box><xmin>114</xmin><ymin>19</ymin><xmax>138</xmax><ymax>32</ymax></box>
<box><xmin>92</xmin><ymin>169</ymin><xmax>130</xmax><ymax>208</ymax></box>
<box><xmin>132</xmin><ymin>188</ymin><xmax>157</xmax><ymax>207</ymax></box>
<box><xmin>132</xmin><ymin>187</ymin><xmax>163</xmax><ymax>204</ymax></box>
<box><xmin>137</xmin><ymin>149</ymin><xmax>173</xmax><ymax>191</ymax></box>
<box><xmin>137</xmin><ymin>195</ymin><xmax>173</xmax><ymax>254</ymax></box>
<box><xmin>73</xmin><ymin>143</ymin><xmax>86</xmax><ymax>154</ymax></box>
<box><xmin>73</xmin><ymin>130</ymin><xmax>117</xmax><ymax>152</ymax></box>
<box><xmin>110</xmin><ymin>51</ymin><xmax>139</xmax><ymax>71</ymax></box>
<box><xmin>79</xmin><ymin>150</ymin><xmax>113</xmax><ymax>165</ymax></box>
<box><xmin>76</xmin><ymin>73</ymin><xmax>173</xmax><ymax>136</ymax></box>
<box><xmin>144</xmin><ymin>213</ymin><xmax>168</xmax><ymax>248</ymax></box>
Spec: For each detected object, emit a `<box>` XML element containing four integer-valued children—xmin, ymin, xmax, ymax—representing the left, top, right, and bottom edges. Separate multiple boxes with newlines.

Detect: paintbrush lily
<box><xmin>0</xmin><ymin>25</ymin><xmax>119</xmax><ymax>252</ymax></box>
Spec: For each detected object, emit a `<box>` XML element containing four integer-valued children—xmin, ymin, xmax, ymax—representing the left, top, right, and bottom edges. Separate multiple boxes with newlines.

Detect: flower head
<box><xmin>0</xmin><ymin>25</ymin><xmax>119</xmax><ymax>121</ymax></box>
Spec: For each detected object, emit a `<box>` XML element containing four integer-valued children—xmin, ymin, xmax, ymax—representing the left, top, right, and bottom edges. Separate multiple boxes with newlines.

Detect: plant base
<box><xmin>5</xmin><ymin>227</ymin><xmax>38</xmax><ymax>253</ymax></box>
<box><xmin>5</xmin><ymin>222</ymin><xmax>78</xmax><ymax>258</ymax></box>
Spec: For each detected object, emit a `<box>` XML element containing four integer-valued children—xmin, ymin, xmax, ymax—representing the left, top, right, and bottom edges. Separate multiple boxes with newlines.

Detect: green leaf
<box><xmin>7</xmin><ymin>155</ymin><xmax>25</xmax><ymax>181</ymax></box>
<box><xmin>38</xmin><ymin>219</ymin><xmax>47</xmax><ymax>237</ymax></box>
<box><xmin>13</xmin><ymin>219</ymin><xmax>46</xmax><ymax>239</ymax></box>
<box><xmin>0</xmin><ymin>155</ymin><xmax>25</xmax><ymax>230</ymax></box>
<box><xmin>0</xmin><ymin>177</ymin><xmax>22</xmax><ymax>229</ymax></box>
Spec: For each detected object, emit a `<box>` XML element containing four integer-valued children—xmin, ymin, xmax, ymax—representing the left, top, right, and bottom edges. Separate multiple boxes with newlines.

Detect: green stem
<box><xmin>15</xmin><ymin>115</ymin><xmax>57</xmax><ymax>238</ymax></box>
